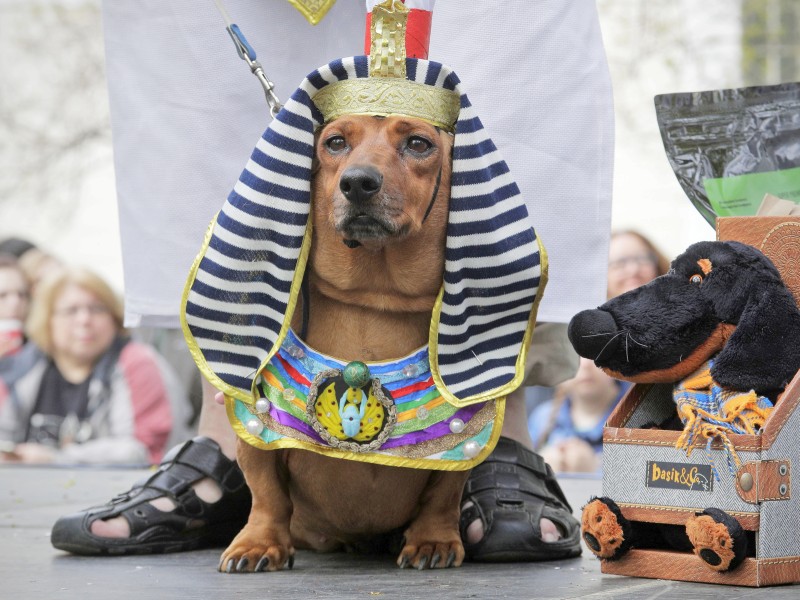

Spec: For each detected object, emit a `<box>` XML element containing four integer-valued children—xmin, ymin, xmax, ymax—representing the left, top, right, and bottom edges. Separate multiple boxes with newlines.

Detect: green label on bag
<box><xmin>704</xmin><ymin>167</ymin><xmax>800</xmax><ymax>216</ymax></box>
<box><xmin>646</xmin><ymin>461</ymin><xmax>713</xmax><ymax>492</ymax></box>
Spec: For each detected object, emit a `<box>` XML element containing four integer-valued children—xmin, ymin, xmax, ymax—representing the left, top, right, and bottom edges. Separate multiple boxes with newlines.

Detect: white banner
<box><xmin>103</xmin><ymin>0</ymin><xmax>613</xmax><ymax>327</ymax></box>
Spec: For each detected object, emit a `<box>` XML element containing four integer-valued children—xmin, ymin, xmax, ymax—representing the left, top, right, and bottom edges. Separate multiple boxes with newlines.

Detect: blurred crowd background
<box><xmin>1</xmin><ymin>0</ymin><xmax>798</xmax><ymax>469</ymax></box>
<box><xmin>6</xmin><ymin>1</ymin><xmax>799</xmax><ymax>289</ymax></box>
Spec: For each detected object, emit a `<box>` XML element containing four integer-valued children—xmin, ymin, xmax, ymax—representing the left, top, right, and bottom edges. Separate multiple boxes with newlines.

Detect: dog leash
<box><xmin>213</xmin><ymin>0</ymin><xmax>283</xmax><ymax>117</ymax></box>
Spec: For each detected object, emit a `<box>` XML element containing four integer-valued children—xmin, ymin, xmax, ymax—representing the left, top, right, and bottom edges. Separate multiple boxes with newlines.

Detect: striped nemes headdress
<box><xmin>182</xmin><ymin>0</ymin><xmax>547</xmax><ymax>409</ymax></box>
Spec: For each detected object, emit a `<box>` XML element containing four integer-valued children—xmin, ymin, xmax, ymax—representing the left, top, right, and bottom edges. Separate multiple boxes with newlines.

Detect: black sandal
<box><xmin>50</xmin><ymin>436</ymin><xmax>251</xmax><ymax>555</ymax></box>
<box><xmin>459</xmin><ymin>436</ymin><xmax>582</xmax><ymax>562</ymax></box>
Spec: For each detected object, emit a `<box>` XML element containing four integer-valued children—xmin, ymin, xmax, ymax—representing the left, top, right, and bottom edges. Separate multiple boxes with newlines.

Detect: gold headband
<box><xmin>313</xmin><ymin>0</ymin><xmax>460</xmax><ymax>132</ymax></box>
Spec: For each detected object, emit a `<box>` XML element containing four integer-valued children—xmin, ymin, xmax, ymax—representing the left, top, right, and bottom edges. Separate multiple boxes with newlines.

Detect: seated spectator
<box><xmin>529</xmin><ymin>357</ymin><xmax>631</xmax><ymax>473</ymax></box>
<box><xmin>607</xmin><ymin>229</ymin><xmax>670</xmax><ymax>299</ymax></box>
<box><xmin>526</xmin><ymin>230</ymin><xmax>670</xmax><ymax>473</ymax></box>
<box><xmin>0</xmin><ymin>237</ymin><xmax>62</xmax><ymax>297</ymax></box>
<box><xmin>18</xmin><ymin>248</ymin><xmax>63</xmax><ymax>296</ymax></box>
<box><xmin>0</xmin><ymin>237</ymin><xmax>37</xmax><ymax>260</ymax></box>
<box><xmin>0</xmin><ymin>257</ymin><xmax>30</xmax><ymax>359</ymax></box>
<box><xmin>0</xmin><ymin>268</ymin><xmax>191</xmax><ymax>464</ymax></box>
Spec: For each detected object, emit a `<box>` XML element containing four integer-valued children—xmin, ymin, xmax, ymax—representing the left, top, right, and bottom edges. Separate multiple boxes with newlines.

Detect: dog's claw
<box><xmin>225</xmin><ymin>558</ymin><xmax>235</xmax><ymax>573</ymax></box>
<box><xmin>417</xmin><ymin>555</ymin><xmax>429</xmax><ymax>570</ymax></box>
<box><xmin>236</xmin><ymin>557</ymin><xmax>249</xmax><ymax>572</ymax></box>
<box><xmin>255</xmin><ymin>557</ymin><xmax>269</xmax><ymax>572</ymax></box>
<box><xmin>430</xmin><ymin>554</ymin><xmax>441</xmax><ymax>569</ymax></box>
<box><xmin>398</xmin><ymin>555</ymin><xmax>410</xmax><ymax>569</ymax></box>
<box><xmin>445</xmin><ymin>551</ymin><xmax>456</xmax><ymax>568</ymax></box>
<box><xmin>288</xmin><ymin>554</ymin><xmax>295</xmax><ymax>570</ymax></box>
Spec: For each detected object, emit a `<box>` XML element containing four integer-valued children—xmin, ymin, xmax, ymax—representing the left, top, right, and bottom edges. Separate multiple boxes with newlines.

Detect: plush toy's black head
<box><xmin>568</xmin><ymin>241</ymin><xmax>800</xmax><ymax>397</ymax></box>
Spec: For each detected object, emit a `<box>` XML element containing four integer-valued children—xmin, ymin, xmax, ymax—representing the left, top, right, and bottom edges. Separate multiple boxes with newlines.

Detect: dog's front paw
<box><xmin>218</xmin><ymin>526</ymin><xmax>295</xmax><ymax>573</ymax></box>
<box><xmin>397</xmin><ymin>537</ymin><xmax>465</xmax><ymax>569</ymax></box>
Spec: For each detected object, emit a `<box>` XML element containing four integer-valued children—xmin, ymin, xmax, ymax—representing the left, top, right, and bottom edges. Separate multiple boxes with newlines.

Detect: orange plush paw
<box><xmin>685</xmin><ymin>508</ymin><xmax>747</xmax><ymax>572</ymax></box>
<box><xmin>581</xmin><ymin>496</ymin><xmax>633</xmax><ymax>560</ymax></box>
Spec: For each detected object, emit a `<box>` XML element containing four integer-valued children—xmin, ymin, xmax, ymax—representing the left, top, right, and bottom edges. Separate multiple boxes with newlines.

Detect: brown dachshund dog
<box><xmin>219</xmin><ymin>115</ymin><xmax>471</xmax><ymax>572</ymax></box>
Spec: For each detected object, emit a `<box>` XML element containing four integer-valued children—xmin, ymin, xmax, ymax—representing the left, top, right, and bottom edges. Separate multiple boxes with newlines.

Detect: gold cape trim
<box><xmin>181</xmin><ymin>212</ymin><xmax>314</xmax><ymax>404</ymax></box>
<box><xmin>382</xmin><ymin>401</ymin><xmax>498</xmax><ymax>459</ymax></box>
<box><xmin>285</xmin><ymin>0</ymin><xmax>337</xmax><ymax>26</ymax></box>
<box><xmin>313</xmin><ymin>78</ymin><xmax>461</xmax><ymax>132</ymax></box>
<box><xmin>227</xmin><ymin>394</ymin><xmax>506</xmax><ymax>471</ymax></box>
<box><xmin>428</xmin><ymin>235</ymin><xmax>549</xmax><ymax>408</ymax></box>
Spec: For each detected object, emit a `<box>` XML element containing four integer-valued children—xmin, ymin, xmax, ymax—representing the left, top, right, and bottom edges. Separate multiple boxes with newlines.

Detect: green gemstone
<box><xmin>342</xmin><ymin>361</ymin><xmax>370</xmax><ymax>388</ymax></box>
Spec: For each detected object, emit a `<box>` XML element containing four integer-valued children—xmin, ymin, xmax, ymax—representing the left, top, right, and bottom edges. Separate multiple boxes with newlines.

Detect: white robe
<box><xmin>103</xmin><ymin>0</ymin><xmax>613</xmax><ymax>328</ymax></box>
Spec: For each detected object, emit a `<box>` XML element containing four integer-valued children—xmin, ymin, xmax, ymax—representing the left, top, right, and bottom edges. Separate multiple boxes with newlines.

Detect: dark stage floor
<box><xmin>1</xmin><ymin>465</ymin><xmax>796</xmax><ymax>599</ymax></box>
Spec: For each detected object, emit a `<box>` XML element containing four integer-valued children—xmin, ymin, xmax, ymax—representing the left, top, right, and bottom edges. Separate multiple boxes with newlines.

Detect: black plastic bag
<box><xmin>655</xmin><ymin>82</ymin><xmax>800</xmax><ymax>226</ymax></box>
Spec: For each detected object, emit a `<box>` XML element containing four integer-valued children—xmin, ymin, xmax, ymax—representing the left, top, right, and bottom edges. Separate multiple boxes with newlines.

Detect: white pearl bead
<box><xmin>449</xmin><ymin>418</ymin><xmax>465</xmax><ymax>434</ymax></box>
<box><xmin>255</xmin><ymin>399</ymin><xmax>269</xmax><ymax>414</ymax></box>
<box><xmin>463</xmin><ymin>440</ymin><xmax>481</xmax><ymax>458</ymax></box>
<box><xmin>403</xmin><ymin>364</ymin><xmax>418</xmax><ymax>377</ymax></box>
<box><xmin>245</xmin><ymin>419</ymin><xmax>264</xmax><ymax>436</ymax></box>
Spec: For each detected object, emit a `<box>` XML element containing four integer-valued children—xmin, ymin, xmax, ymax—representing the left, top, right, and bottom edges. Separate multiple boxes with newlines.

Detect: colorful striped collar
<box><xmin>226</xmin><ymin>330</ymin><xmax>505</xmax><ymax>470</ymax></box>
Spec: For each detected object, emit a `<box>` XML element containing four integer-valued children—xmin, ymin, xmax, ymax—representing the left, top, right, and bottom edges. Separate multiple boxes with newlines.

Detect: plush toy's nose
<box><xmin>340</xmin><ymin>166</ymin><xmax>383</xmax><ymax>204</ymax></box>
<box><xmin>568</xmin><ymin>309</ymin><xmax>620</xmax><ymax>361</ymax></box>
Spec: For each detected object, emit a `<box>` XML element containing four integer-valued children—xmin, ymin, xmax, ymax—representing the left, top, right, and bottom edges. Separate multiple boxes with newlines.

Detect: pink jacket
<box><xmin>0</xmin><ymin>337</ymin><xmax>191</xmax><ymax>464</ymax></box>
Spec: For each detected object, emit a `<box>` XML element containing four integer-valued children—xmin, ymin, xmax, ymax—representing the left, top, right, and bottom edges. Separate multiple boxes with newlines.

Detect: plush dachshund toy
<box><xmin>568</xmin><ymin>240</ymin><xmax>800</xmax><ymax>572</ymax></box>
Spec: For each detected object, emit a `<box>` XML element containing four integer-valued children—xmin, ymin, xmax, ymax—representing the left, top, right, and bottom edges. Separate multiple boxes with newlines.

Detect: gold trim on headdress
<box><xmin>313</xmin><ymin>0</ymin><xmax>460</xmax><ymax>132</ymax></box>
<box><xmin>314</xmin><ymin>78</ymin><xmax>460</xmax><ymax>132</ymax></box>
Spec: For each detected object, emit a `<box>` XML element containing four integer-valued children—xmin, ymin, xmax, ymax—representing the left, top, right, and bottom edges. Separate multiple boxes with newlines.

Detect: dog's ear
<box><xmin>712</xmin><ymin>282</ymin><xmax>800</xmax><ymax>397</ymax></box>
<box><xmin>431</xmin><ymin>87</ymin><xmax>545</xmax><ymax>405</ymax></box>
<box><xmin>183</xmin><ymin>61</ymin><xmax>323</xmax><ymax>399</ymax></box>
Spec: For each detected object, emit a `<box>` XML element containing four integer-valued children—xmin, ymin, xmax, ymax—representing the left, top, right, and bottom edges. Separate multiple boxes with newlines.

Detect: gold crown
<box><xmin>313</xmin><ymin>0</ymin><xmax>460</xmax><ymax>132</ymax></box>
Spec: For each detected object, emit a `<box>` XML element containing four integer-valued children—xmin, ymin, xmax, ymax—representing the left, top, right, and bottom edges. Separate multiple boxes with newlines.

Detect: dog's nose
<box><xmin>568</xmin><ymin>309</ymin><xmax>620</xmax><ymax>361</ymax></box>
<box><xmin>340</xmin><ymin>166</ymin><xmax>383</xmax><ymax>204</ymax></box>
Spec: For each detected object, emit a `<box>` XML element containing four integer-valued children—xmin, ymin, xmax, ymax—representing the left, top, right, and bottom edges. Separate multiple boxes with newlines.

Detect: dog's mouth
<box><xmin>337</xmin><ymin>210</ymin><xmax>405</xmax><ymax>241</ymax></box>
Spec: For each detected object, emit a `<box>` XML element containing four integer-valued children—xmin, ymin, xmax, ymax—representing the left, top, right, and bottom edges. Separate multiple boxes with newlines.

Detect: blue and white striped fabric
<box><xmin>182</xmin><ymin>56</ymin><xmax>544</xmax><ymax>406</ymax></box>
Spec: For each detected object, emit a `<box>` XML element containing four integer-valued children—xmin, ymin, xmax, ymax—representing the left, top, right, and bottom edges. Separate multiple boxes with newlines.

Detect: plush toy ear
<box><xmin>712</xmin><ymin>284</ymin><xmax>800</xmax><ymax>397</ymax></box>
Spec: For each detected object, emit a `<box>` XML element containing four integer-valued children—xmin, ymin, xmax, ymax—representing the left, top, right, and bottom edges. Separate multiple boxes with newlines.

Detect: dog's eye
<box><xmin>406</xmin><ymin>136</ymin><xmax>432</xmax><ymax>154</ymax></box>
<box><xmin>325</xmin><ymin>136</ymin><xmax>347</xmax><ymax>153</ymax></box>
<box><xmin>689</xmin><ymin>274</ymin><xmax>703</xmax><ymax>284</ymax></box>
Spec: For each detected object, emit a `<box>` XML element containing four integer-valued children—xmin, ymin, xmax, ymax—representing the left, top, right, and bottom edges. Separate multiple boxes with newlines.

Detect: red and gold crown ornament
<box><xmin>365</xmin><ymin>0</ymin><xmax>435</xmax><ymax>62</ymax></box>
<box><xmin>314</xmin><ymin>0</ymin><xmax>459</xmax><ymax>131</ymax></box>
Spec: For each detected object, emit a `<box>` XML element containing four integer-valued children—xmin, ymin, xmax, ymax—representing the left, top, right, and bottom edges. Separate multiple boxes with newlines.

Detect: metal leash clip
<box><xmin>226</xmin><ymin>24</ymin><xmax>283</xmax><ymax>117</ymax></box>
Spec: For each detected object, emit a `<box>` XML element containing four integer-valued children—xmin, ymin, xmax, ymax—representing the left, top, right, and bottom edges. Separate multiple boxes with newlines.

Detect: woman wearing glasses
<box><xmin>0</xmin><ymin>268</ymin><xmax>190</xmax><ymax>464</ymax></box>
<box><xmin>607</xmin><ymin>230</ymin><xmax>671</xmax><ymax>300</ymax></box>
<box><xmin>528</xmin><ymin>231</ymin><xmax>671</xmax><ymax>473</ymax></box>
